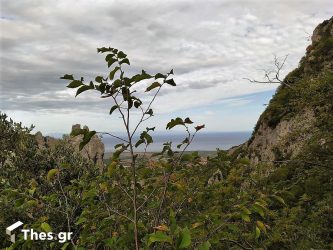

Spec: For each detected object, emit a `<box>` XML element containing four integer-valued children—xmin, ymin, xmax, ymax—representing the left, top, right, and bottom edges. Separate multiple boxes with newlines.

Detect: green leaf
<box><xmin>108</xmin><ymin>161</ymin><xmax>117</xmax><ymax>176</ymax></box>
<box><xmin>75</xmin><ymin>217</ymin><xmax>87</xmax><ymax>225</ymax></box>
<box><xmin>271</xmin><ymin>195</ymin><xmax>286</xmax><ymax>206</ymax></box>
<box><xmin>60</xmin><ymin>74</ymin><xmax>74</xmax><ymax>80</ymax></box>
<box><xmin>178</xmin><ymin>227</ymin><xmax>191</xmax><ymax>249</ymax></box>
<box><xmin>198</xmin><ymin>241</ymin><xmax>211</xmax><ymax>250</ymax></box>
<box><xmin>109</xmin><ymin>105</ymin><xmax>118</xmax><ymax>115</ymax></box>
<box><xmin>97</xmin><ymin>47</ymin><xmax>113</xmax><ymax>53</ymax></box>
<box><xmin>117</xmin><ymin>51</ymin><xmax>127</xmax><ymax>59</ymax></box>
<box><xmin>113</xmin><ymin>79</ymin><xmax>122</xmax><ymax>88</ymax></box>
<box><xmin>195</xmin><ymin>125</ymin><xmax>205</xmax><ymax>131</ymax></box>
<box><xmin>252</xmin><ymin>203</ymin><xmax>265</xmax><ymax>217</ymax></box>
<box><xmin>67</xmin><ymin>80</ymin><xmax>83</xmax><ymax>88</ymax></box>
<box><xmin>241</xmin><ymin>206</ymin><xmax>252</xmax><ymax>215</ymax></box>
<box><xmin>112</xmin><ymin>148</ymin><xmax>125</xmax><ymax>161</ymax></box>
<box><xmin>241</xmin><ymin>212</ymin><xmax>251</xmax><ymax>222</ymax></box>
<box><xmin>47</xmin><ymin>169</ymin><xmax>59</xmax><ymax>182</ymax></box>
<box><xmin>146</xmin><ymin>109</ymin><xmax>153</xmax><ymax>116</ymax></box>
<box><xmin>28</xmin><ymin>187</ymin><xmax>36</xmax><ymax>195</ymax></box>
<box><xmin>105</xmin><ymin>53</ymin><xmax>115</xmax><ymax>61</ymax></box>
<box><xmin>40</xmin><ymin>222</ymin><xmax>52</xmax><ymax>233</ymax></box>
<box><xmin>95</xmin><ymin>76</ymin><xmax>103</xmax><ymax>83</ymax></box>
<box><xmin>104</xmin><ymin>237</ymin><xmax>117</xmax><ymax>247</ymax></box>
<box><xmin>169</xmin><ymin>209</ymin><xmax>177</xmax><ymax>233</ymax></box>
<box><xmin>134</xmin><ymin>101</ymin><xmax>142</xmax><ymax>108</ymax></box>
<box><xmin>155</xmin><ymin>73</ymin><xmax>166</xmax><ymax>79</ymax></box>
<box><xmin>109</xmin><ymin>66</ymin><xmax>120</xmax><ymax>80</ymax></box>
<box><xmin>114</xmin><ymin>143</ymin><xmax>124</xmax><ymax>149</ymax></box>
<box><xmin>146</xmin><ymin>127</ymin><xmax>155</xmax><ymax>131</ymax></box>
<box><xmin>61</xmin><ymin>243</ymin><xmax>70</xmax><ymax>250</ymax></box>
<box><xmin>135</xmin><ymin>139</ymin><xmax>145</xmax><ymax>148</ymax></box>
<box><xmin>146</xmin><ymin>82</ymin><xmax>161</xmax><ymax>92</ymax></box>
<box><xmin>184</xmin><ymin>117</ymin><xmax>193</xmax><ymax>124</ymax></box>
<box><xmin>15</xmin><ymin>198</ymin><xmax>25</xmax><ymax>207</ymax></box>
<box><xmin>165</xmin><ymin>78</ymin><xmax>176</xmax><ymax>86</ymax></box>
<box><xmin>141</xmin><ymin>131</ymin><xmax>153</xmax><ymax>144</ymax></box>
<box><xmin>131</xmin><ymin>70</ymin><xmax>152</xmax><ymax>83</ymax></box>
<box><xmin>107</xmin><ymin>58</ymin><xmax>117</xmax><ymax>68</ymax></box>
<box><xmin>25</xmin><ymin>200</ymin><xmax>38</xmax><ymax>208</ymax></box>
<box><xmin>82</xmin><ymin>188</ymin><xmax>98</xmax><ymax>200</ymax></box>
<box><xmin>256</xmin><ymin>220</ymin><xmax>267</xmax><ymax>234</ymax></box>
<box><xmin>166</xmin><ymin>117</ymin><xmax>184</xmax><ymax>130</ymax></box>
<box><xmin>120</xmin><ymin>58</ymin><xmax>130</xmax><ymax>65</ymax></box>
<box><xmin>227</xmin><ymin>224</ymin><xmax>239</xmax><ymax>233</ymax></box>
<box><xmin>255</xmin><ymin>226</ymin><xmax>261</xmax><ymax>239</ymax></box>
<box><xmin>79</xmin><ymin>131</ymin><xmax>96</xmax><ymax>151</ymax></box>
<box><xmin>148</xmin><ymin>231</ymin><xmax>172</xmax><ymax>246</ymax></box>
<box><xmin>76</xmin><ymin>85</ymin><xmax>93</xmax><ymax>97</ymax></box>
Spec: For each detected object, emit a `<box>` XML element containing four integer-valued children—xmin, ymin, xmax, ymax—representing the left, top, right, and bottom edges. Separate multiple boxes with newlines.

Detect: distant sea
<box><xmin>102</xmin><ymin>132</ymin><xmax>251</xmax><ymax>152</ymax></box>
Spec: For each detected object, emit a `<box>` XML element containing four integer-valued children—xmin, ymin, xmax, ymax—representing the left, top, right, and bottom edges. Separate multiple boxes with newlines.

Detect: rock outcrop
<box><xmin>230</xmin><ymin>17</ymin><xmax>333</xmax><ymax>164</ymax></box>
<box><xmin>35</xmin><ymin>124</ymin><xmax>105</xmax><ymax>168</ymax></box>
<box><xmin>68</xmin><ymin>124</ymin><xmax>105</xmax><ymax>167</ymax></box>
<box><xmin>207</xmin><ymin>169</ymin><xmax>223</xmax><ymax>186</ymax></box>
<box><xmin>35</xmin><ymin>131</ymin><xmax>61</xmax><ymax>149</ymax></box>
<box><xmin>245</xmin><ymin>109</ymin><xmax>316</xmax><ymax>164</ymax></box>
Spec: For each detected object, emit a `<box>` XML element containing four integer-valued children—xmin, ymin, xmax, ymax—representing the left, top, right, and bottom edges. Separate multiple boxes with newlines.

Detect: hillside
<box><xmin>227</xmin><ymin>16</ymin><xmax>333</xmax><ymax>248</ymax></box>
<box><xmin>231</xmin><ymin>17</ymin><xmax>333</xmax><ymax>165</ymax></box>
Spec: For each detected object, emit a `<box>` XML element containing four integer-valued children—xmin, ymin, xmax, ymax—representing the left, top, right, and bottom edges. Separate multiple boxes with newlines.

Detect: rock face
<box><xmin>245</xmin><ymin>109</ymin><xmax>316</xmax><ymax>164</ymax></box>
<box><xmin>207</xmin><ymin>169</ymin><xmax>223</xmax><ymax>186</ymax></box>
<box><xmin>68</xmin><ymin>124</ymin><xmax>105</xmax><ymax>168</ymax></box>
<box><xmin>35</xmin><ymin>124</ymin><xmax>105</xmax><ymax>168</ymax></box>
<box><xmin>302</xmin><ymin>18</ymin><xmax>333</xmax><ymax>74</ymax></box>
<box><xmin>35</xmin><ymin>131</ymin><xmax>60</xmax><ymax>149</ymax></box>
<box><xmin>230</xmin><ymin>17</ymin><xmax>333</xmax><ymax>164</ymax></box>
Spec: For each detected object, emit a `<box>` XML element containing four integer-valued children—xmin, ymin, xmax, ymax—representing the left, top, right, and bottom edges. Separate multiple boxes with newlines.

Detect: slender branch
<box><xmin>137</xmin><ymin>186</ymin><xmax>157</xmax><ymax>211</ymax></box>
<box><xmin>116</xmin><ymin>60</ymin><xmax>140</xmax><ymax>250</ymax></box>
<box><xmin>57</xmin><ymin>172</ymin><xmax>76</xmax><ymax>246</ymax></box>
<box><xmin>244</xmin><ymin>54</ymin><xmax>293</xmax><ymax>89</ymax></box>
<box><xmin>101</xmin><ymin>193</ymin><xmax>134</xmax><ymax>223</ymax></box>
<box><xmin>17</xmin><ymin>192</ymin><xmax>67</xmax><ymax>215</ymax></box>
<box><xmin>96</xmin><ymin>132</ymin><xmax>128</xmax><ymax>143</ymax></box>
<box><xmin>220</xmin><ymin>238</ymin><xmax>253</xmax><ymax>250</ymax></box>
<box><xmin>116</xmin><ymin>182</ymin><xmax>134</xmax><ymax>202</ymax></box>
<box><xmin>131</xmin><ymin>83</ymin><xmax>165</xmax><ymax>139</ymax></box>
<box><xmin>154</xmin><ymin>130</ymin><xmax>198</xmax><ymax>227</ymax></box>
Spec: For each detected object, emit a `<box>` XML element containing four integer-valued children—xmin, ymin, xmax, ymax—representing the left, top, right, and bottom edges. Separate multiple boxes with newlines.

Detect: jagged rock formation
<box><xmin>230</xmin><ymin>17</ymin><xmax>333</xmax><ymax>164</ymax></box>
<box><xmin>68</xmin><ymin>124</ymin><xmax>105</xmax><ymax>167</ymax></box>
<box><xmin>35</xmin><ymin>131</ymin><xmax>61</xmax><ymax>149</ymax></box>
<box><xmin>207</xmin><ymin>169</ymin><xmax>223</xmax><ymax>185</ymax></box>
<box><xmin>35</xmin><ymin>124</ymin><xmax>105</xmax><ymax>168</ymax></box>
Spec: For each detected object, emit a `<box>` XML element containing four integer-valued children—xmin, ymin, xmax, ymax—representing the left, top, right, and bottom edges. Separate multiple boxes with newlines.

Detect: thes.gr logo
<box><xmin>6</xmin><ymin>221</ymin><xmax>23</xmax><ymax>243</ymax></box>
<box><xmin>5</xmin><ymin>221</ymin><xmax>73</xmax><ymax>243</ymax></box>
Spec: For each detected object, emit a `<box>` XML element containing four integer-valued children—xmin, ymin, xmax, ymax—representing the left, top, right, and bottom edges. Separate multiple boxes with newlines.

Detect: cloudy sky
<box><xmin>0</xmin><ymin>0</ymin><xmax>332</xmax><ymax>135</ymax></box>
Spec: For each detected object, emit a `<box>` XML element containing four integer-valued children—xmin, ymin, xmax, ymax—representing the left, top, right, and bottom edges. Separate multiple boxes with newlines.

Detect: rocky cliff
<box><xmin>68</xmin><ymin>124</ymin><xmax>105</xmax><ymax>167</ymax></box>
<box><xmin>231</xmin><ymin>17</ymin><xmax>333</xmax><ymax>164</ymax></box>
<box><xmin>35</xmin><ymin>124</ymin><xmax>105</xmax><ymax>168</ymax></box>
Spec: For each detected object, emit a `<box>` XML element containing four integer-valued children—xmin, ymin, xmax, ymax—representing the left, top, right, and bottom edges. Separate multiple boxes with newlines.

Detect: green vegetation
<box><xmin>0</xmin><ymin>112</ymin><xmax>287</xmax><ymax>249</ymax></box>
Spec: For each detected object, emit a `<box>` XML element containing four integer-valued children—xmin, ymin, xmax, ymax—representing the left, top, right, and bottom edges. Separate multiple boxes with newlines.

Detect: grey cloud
<box><xmin>0</xmin><ymin>0</ymin><xmax>332</xmax><ymax>116</ymax></box>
